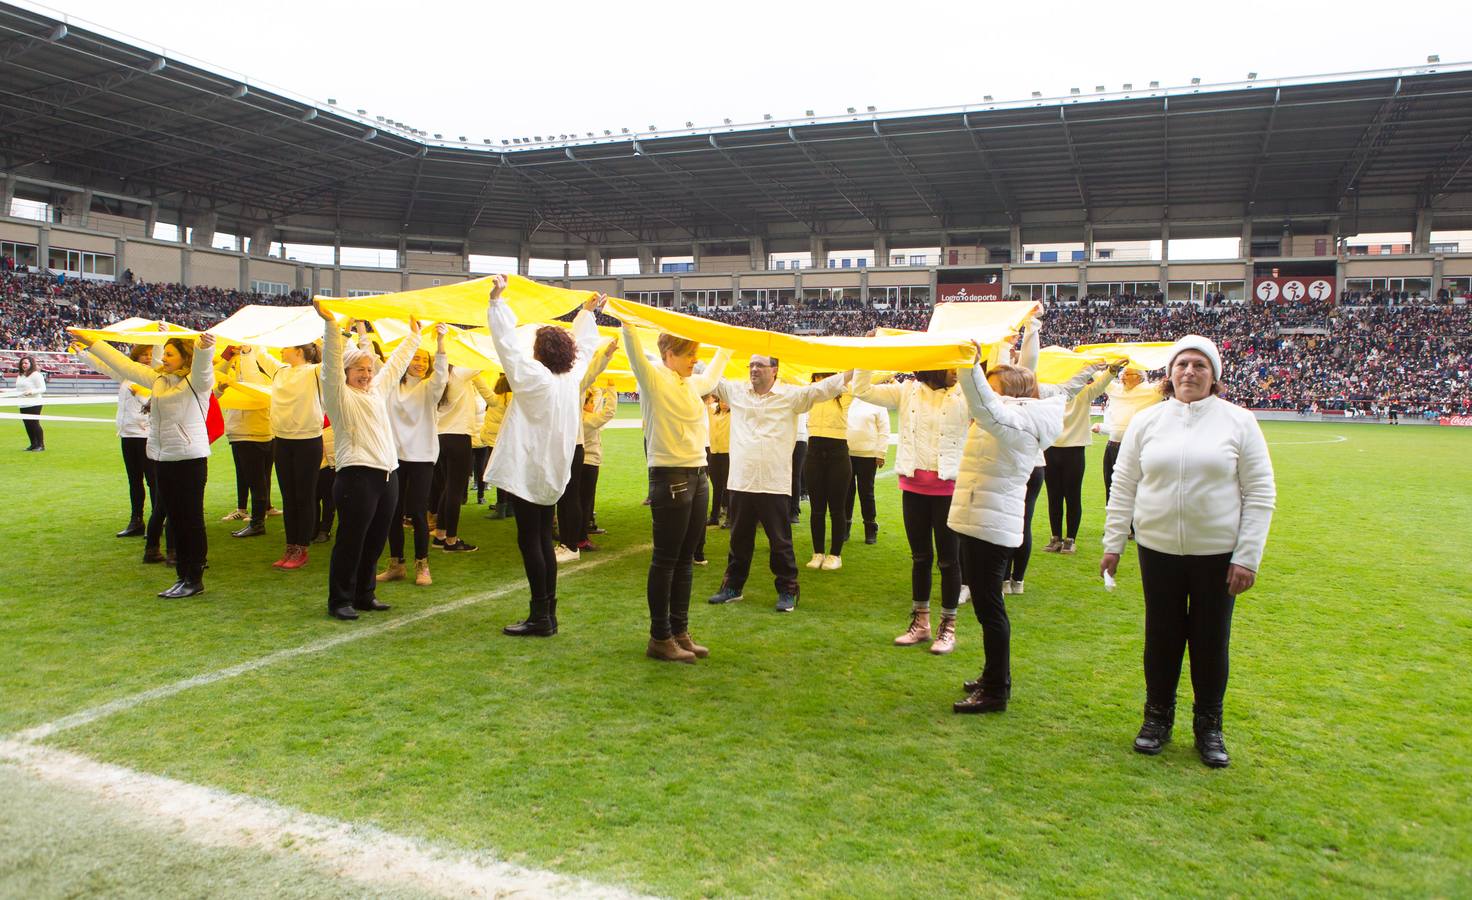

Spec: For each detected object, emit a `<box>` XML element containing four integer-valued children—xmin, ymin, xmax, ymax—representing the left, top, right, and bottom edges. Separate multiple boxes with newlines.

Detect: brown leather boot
<box><xmin>673</xmin><ymin>632</ymin><xmax>709</xmax><ymax>658</ymax></box>
<box><xmin>376</xmin><ymin>558</ymin><xmax>406</xmax><ymax>583</ymax></box>
<box><xmin>893</xmin><ymin>609</ymin><xmax>932</xmax><ymax>646</ymax></box>
<box><xmin>414</xmin><ymin>558</ymin><xmax>432</xmax><ymax>586</ymax></box>
<box><xmin>646</xmin><ymin>637</ymin><xmax>696</xmax><ymax>664</ymax></box>
<box><xmin>929</xmin><ymin>615</ymin><xmax>957</xmax><ymax>655</ymax></box>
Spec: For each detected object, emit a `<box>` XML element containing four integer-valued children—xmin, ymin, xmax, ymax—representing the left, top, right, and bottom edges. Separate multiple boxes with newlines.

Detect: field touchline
<box><xmin>13</xmin><ymin>543</ymin><xmax>653</xmax><ymax>745</ymax></box>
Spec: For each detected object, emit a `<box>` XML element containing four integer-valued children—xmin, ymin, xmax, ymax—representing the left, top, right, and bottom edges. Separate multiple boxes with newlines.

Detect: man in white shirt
<box><xmin>707</xmin><ymin>357</ymin><xmax>849</xmax><ymax>612</ymax></box>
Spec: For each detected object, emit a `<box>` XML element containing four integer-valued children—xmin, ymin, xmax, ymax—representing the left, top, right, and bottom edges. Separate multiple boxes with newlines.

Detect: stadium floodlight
<box><xmin>377</xmin><ymin>116</ymin><xmax>385</xmax><ymax>122</ymax></box>
<box><xmin>483</xmin><ymin>139</ymin><xmax>491</xmax><ymax>144</ymax></box>
<box><xmin>433</xmin><ymin>133</ymin><xmax>442</xmax><ymax>139</ymax></box>
<box><xmin>984</xmin><ymin>95</ymin><xmax>993</xmax><ymax>101</ymax></box>
<box><xmin>1428</xmin><ymin>54</ymin><xmax>1440</xmax><ymax>63</ymax></box>
<box><xmin>1095</xmin><ymin>85</ymin><xmax>1105</xmax><ymax>92</ymax></box>
<box><xmin>459</xmin><ymin>136</ymin><xmax>467</xmax><ymax>141</ymax></box>
<box><xmin>847</xmin><ymin>107</ymin><xmax>856</xmax><ymax>114</ymax></box>
<box><xmin>1030</xmin><ymin>91</ymin><xmax>1042</xmax><ymax>98</ymax></box>
<box><xmin>232</xmin><ymin>84</ymin><xmax>248</xmax><ymax>99</ymax></box>
<box><xmin>621</xmin><ymin>127</ymin><xmax>629</xmax><ymax>133</ymax></box>
<box><xmin>534</xmin><ymin>135</ymin><xmax>542</xmax><ymax>141</ymax></box>
<box><xmin>1149</xmin><ymin>80</ymin><xmax>1159</xmax><ymax>88</ymax></box>
<box><xmin>686</xmin><ymin>121</ymin><xmax>694</xmax><ymax>127</ymax></box>
<box><xmin>147</xmin><ymin>57</ymin><xmax>167</xmax><ymax>73</ymax></box>
<box><xmin>723</xmin><ymin>118</ymin><xmax>732</xmax><ymax>124</ymax></box>
<box><xmin>502</xmin><ymin>139</ymin><xmax>510</xmax><ymax>145</ymax></box>
<box><xmin>48</xmin><ymin>24</ymin><xmax>67</xmax><ymax>41</ymax></box>
<box><xmin>604</xmin><ymin>130</ymin><xmax>612</xmax><ymax>135</ymax></box>
<box><xmin>867</xmin><ymin>106</ymin><xmax>876</xmax><ymax>112</ymax></box>
<box><xmin>361</xmin><ymin>128</ymin><xmax>377</xmax><ymax>141</ymax></box>
<box><xmin>1123</xmin><ymin>83</ymin><xmax>1132</xmax><ymax>90</ymax></box>
<box><xmin>1070</xmin><ymin>87</ymin><xmax>1080</xmax><ymax>95</ymax></box>
<box><xmin>356</xmin><ymin>109</ymin><xmax>366</xmax><ymax>115</ymax></box>
<box><xmin>763</xmin><ymin>114</ymin><xmax>772</xmax><ymax>120</ymax></box>
<box><xmin>300</xmin><ymin>109</ymin><xmax>318</xmax><ymax>122</ymax></box>
<box><xmin>805</xmin><ymin>110</ymin><xmax>814</xmax><ymax>117</ymax></box>
<box><xmin>328</xmin><ymin>98</ymin><xmax>336</xmax><ymax>105</ymax></box>
<box><xmin>1191</xmin><ymin>77</ymin><xmax>1201</xmax><ymax>85</ymax></box>
<box><xmin>1247</xmin><ymin>72</ymin><xmax>1258</xmax><ymax>80</ymax></box>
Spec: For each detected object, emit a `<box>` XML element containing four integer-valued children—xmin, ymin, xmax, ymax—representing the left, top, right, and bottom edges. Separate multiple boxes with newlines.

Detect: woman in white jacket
<box><xmin>77</xmin><ymin>331</ymin><xmax>216</xmax><ymax>598</ymax></box>
<box><xmin>431</xmin><ymin>366</ymin><xmax>496</xmax><ymax>552</ymax></box>
<box><xmin>853</xmin><ymin>367</ymin><xmax>969</xmax><ymax>654</ymax></box>
<box><xmin>113</xmin><ymin>344</ymin><xmax>154</xmax><ymax>538</ymax></box>
<box><xmin>844</xmin><ymin>396</ymin><xmax>890</xmax><ymax>546</ymax></box>
<box><xmin>378</xmin><ymin>325</ymin><xmax>449</xmax><ymax>585</ymax></box>
<box><xmin>1100</xmin><ymin>335</ymin><xmax>1276</xmax><ymax>768</ymax></box>
<box><xmin>11</xmin><ymin>355</ymin><xmax>45</xmax><ymax>451</ymax></box>
<box><xmin>255</xmin><ymin>339</ymin><xmax>324</xmax><ymax>570</ymax></box>
<box><xmin>947</xmin><ymin>351</ymin><xmax>1065</xmax><ymax>710</ymax></box>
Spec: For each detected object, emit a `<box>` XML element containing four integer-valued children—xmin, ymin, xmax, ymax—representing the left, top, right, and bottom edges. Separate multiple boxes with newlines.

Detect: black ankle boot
<box><xmin>116</xmin><ymin>518</ymin><xmax>145</xmax><ymax>538</ymax></box>
<box><xmin>1193</xmin><ymin>711</ymin><xmax>1230</xmax><ymax>768</ymax></box>
<box><xmin>502</xmin><ymin>598</ymin><xmax>555</xmax><ymax>637</ymax></box>
<box><xmin>547</xmin><ymin>596</ymin><xmax>559</xmax><ymax>632</ymax></box>
<box><xmin>1133</xmin><ymin>702</ymin><xmax>1175</xmax><ymax>755</ymax></box>
<box><xmin>864</xmin><ymin>522</ymin><xmax>878</xmax><ymax>545</ymax></box>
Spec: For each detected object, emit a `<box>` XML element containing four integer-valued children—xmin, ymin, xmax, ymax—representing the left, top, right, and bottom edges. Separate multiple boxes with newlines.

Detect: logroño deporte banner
<box><xmin>937</xmin><ymin>282</ymin><xmax>1003</xmax><ymax>303</ymax></box>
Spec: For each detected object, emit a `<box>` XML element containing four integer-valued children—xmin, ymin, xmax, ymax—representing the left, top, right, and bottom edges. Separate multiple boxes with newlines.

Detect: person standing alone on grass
<box><xmin>8</xmin><ymin>355</ymin><xmax>45</xmax><ymax>451</ymax></box>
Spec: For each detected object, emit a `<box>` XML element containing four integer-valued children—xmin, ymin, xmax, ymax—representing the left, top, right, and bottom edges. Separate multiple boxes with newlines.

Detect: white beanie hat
<box><xmin>342</xmin><ymin>346</ymin><xmax>375</xmax><ymax>372</ymax></box>
<box><xmin>1167</xmin><ymin>334</ymin><xmax>1221</xmax><ymax>381</ymax></box>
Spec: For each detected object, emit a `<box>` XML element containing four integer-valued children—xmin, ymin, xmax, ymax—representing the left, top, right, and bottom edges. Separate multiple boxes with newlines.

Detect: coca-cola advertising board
<box><xmin>1253</xmin><ymin>276</ymin><xmax>1335</xmax><ymax>304</ymax></box>
<box><xmin>937</xmin><ymin>283</ymin><xmax>1002</xmax><ymax>303</ymax></box>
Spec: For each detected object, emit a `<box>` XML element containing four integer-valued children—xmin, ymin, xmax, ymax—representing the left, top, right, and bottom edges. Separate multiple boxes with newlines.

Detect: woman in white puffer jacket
<box><xmin>947</xmin><ymin>350</ymin><xmax>1065</xmax><ymax>714</ymax></box>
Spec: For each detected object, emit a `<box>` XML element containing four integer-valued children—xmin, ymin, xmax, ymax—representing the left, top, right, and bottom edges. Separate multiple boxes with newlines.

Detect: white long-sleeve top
<box><xmin>622</xmin><ymin>324</ymin><xmax>730</xmax><ymax>469</ymax></box>
<box><xmin>255</xmin><ymin>351</ymin><xmax>323</xmax><ymax>440</ymax></box>
<box><xmin>1053</xmin><ymin>369</ymin><xmax>1115</xmax><ymax>448</ymax></box>
<box><xmin>13</xmin><ymin>371</ymin><xmax>44</xmax><ymax>398</ymax></box>
<box><xmin>435</xmin><ymin>369</ymin><xmax>495</xmax><ymax>436</ymax></box>
<box><xmin>1104</xmin><ymin>380</ymin><xmax>1164</xmax><ymax>442</ymax></box>
<box><xmin>581</xmin><ymin>386</ymin><xmax>618</xmax><ymax>466</ymax></box>
<box><xmin>484</xmin><ymin>303</ymin><xmax>601</xmax><ymax>506</ymax></box>
<box><xmin>321</xmin><ymin>322</ymin><xmax>418</xmax><ymax>474</ymax></box>
<box><xmin>846</xmin><ymin>398</ymin><xmax>890</xmax><ymax>458</ymax></box>
<box><xmin>853</xmin><ymin>372</ymin><xmax>969</xmax><ymax>481</ymax></box>
<box><xmin>947</xmin><ymin>365</ymin><xmax>1066</xmax><ymax>547</ymax></box>
<box><xmin>116</xmin><ymin>383</ymin><xmax>150</xmax><ymax>438</ymax></box>
<box><xmin>1102</xmin><ymin>395</ymin><xmax>1277</xmax><ymax>572</ymax></box>
<box><xmin>388</xmin><ymin>350</ymin><xmax>449</xmax><ymax>462</ymax></box>
<box><xmin>712</xmin><ymin>375</ymin><xmax>846</xmax><ymax>495</ymax></box>
<box><xmin>87</xmin><ymin>340</ymin><xmax>215</xmax><ymax>461</ymax></box>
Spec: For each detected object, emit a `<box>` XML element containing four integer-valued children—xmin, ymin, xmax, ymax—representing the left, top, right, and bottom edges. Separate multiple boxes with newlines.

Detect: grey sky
<box><xmin>31</xmin><ymin>0</ymin><xmax>1462</xmax><ymax>145</ymax></box>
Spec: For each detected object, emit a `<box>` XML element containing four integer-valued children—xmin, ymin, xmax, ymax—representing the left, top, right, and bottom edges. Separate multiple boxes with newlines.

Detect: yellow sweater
<box><xmin>806</xmin><ymin>392</ymin><xmax>852</xmax><ymax>440</ymax></box>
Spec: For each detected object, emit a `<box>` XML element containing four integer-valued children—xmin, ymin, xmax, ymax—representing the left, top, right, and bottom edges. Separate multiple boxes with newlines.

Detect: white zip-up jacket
<box><xmin>947</xmin><ymin>365</ymin><xmax>1066</xmax><ymax>547</ymax></box>
<box><xmin>12</xmin><ymin>371</ymin><xmax>44</xmax><ymax>398</ymax></box>
<box><xmin>87</xmin><ymin>340</ymin><xmax>215</xmax><ymax>461</ymax></box>
<box><xmin>389</xmin><ymin>351</ymin><xmax>449</xmax><ymax>462</ymax></box>
<box><xmin>846</xmin><ymin>398</ymin><xmax>890</xmax><ymax>458</ymax></box>
<box><xmin>1102</xmin><ymin>395</ymin><xmax>1277</xmax><ymax>572</ymax></box>
<box><xmin>321</xmin><ymin>322</ymin><xmax>418</xmax><ymax>474</ymax></box>
<box><xmin>581</xmin><ymin>386</ymin><xmax>618</xmax><ymax>466</ymax></box>
<box><xmin>116</xmin><ymin>383</ymin><xmax>150</xmax><ymax>438</ymax></box>
<box><xmin>255</xmin><ymin>352</ymin><xmax>323</xmax><ymax>440</ymax></box>
<box><xmin>853</xmin><ymin>372</ymin><xmax>968</xmax><ymax>481</ymax></box>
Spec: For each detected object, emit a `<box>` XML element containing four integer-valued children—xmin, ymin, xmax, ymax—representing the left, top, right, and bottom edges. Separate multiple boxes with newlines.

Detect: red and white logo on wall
<box><xmin>937</xmin><ymin>283</ymin><xmax>1002</xmax><ymax>303</ymax></box>
<box><xmin>1253</xmin><ymin>276</ymin><xmax>1335</xmax><ymax>304</ymax></box>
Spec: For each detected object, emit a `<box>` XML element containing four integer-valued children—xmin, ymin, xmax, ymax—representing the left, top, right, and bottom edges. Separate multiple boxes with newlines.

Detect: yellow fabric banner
<box><xmin>926</xmin><ymin>300</ymin><xmax>1041</xmax><ymax>335</ymax></box>
<box><xmin>317</xmin><ymin>274</ymin><xmax>586</xmax><ymax>327</ymax></box>
<box><xmin>208</xmin><ymin>305</ymin><xmax>330</xmax><ymax>349</ymax></box>
<box><xmin>69</xmin><ymin>318</ymin><xmax>198</xmax><ymax>346</ymax></box>
<box><xmin>1074</xmin><ymin>341</ymin><xmax>1176</xmax><ymax>371</ymax></box>
<box><xmin>217</xmin><ymin>381</ymin><xmax>271</xmax><ymax>410</ymax></box>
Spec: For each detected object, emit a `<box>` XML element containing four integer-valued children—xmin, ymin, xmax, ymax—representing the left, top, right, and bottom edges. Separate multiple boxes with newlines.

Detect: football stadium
<box><xmin>1</xmin><ymin>2</ymin><xmax>1469</xmax><ymax>896</ymax></box>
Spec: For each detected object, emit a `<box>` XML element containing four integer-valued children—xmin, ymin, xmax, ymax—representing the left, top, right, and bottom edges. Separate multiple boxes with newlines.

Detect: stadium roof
<box><xmin>4</xmin><ymin>1</ymin><xmax>1472</xmax><ymax>248</ymax></box>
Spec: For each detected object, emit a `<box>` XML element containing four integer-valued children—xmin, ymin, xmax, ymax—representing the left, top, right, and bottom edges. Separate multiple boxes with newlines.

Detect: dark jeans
<box><xmin>901</xmin><ymin>490</ymin><xmax>960</xmax><ymax>611</ymax></box>
<box><xmin>316</xmin><ymin>467</ymin><xmax>336</xmax><ymax>535</ymax></box>
<box><xmin>1102</xmin><ymin>440</ymin><xmax>1121</xmax><ymax>504</ymax></box>
<box><xmin>121</xmin><ymin>436</ymin><xmax>148</xmax><ymax>520</ymax></box>
<box><xmin>510</xmin><ymin>493</ymin><xmax>558</xmax><ymax>605</ymax></box>
<box><xmin>558</xmin><ymin>443</ymin><xmax>587</xmax><ymax>548</ymax></box>
<box><xmin>388</xmin><ymin>460</ymin><xmax>434</xmax><ymax>559</ymax></box>
<box><xmin>230</xmin><ymin>439</ymin><xmax>273</xmax><ymax>524</ymax></box>
<box><xmin>706</xmin><ymin>451</ymin><xmax>730</xmax><ymax>523</ymax></box>
<box><xmin>805</xmin><ymin>436</ymin><xmax>852</xmax><ymax>555</ymax></box>
<box><xmin>1007</xmin><ymin>466</ymin><xmax>1045</xmax><ymax>582</ymax></box>
<box><xmin>472</xmin><ymin>446</ymin><xmax>490</xmax><ymax>500</ymax></box>
<box><xmin>1043</xmin><ymin>445</ymin><xmax>1086</xmax><ymax>539</ymax></box>
<box><xmin>722</xmin><ymin>490</ymin><xmax>799</xmax><ymax>596</ymax></box>
<box><xmin>327</xmin><ymin>466</ymin><xmax>398</xmax><ymax>613</ymax></box>
<box><xmin>789</xmin><ymin>440</ymin><xmax>807</xmax><ymax>517</ymax></box>
<box><xmin>436</xmin><ymin>433</ymin><xmax>472</xmax><ymax>538</ymax></box>
<box><xmin>141</xmin><ymin>451</ymin><xmax>171</xmax><ymax>551</ymax></box>
<box><xmin>845</xmin><ymin>455</ymin><xmax>880</xmax><ymax>531</ymax></box>
<box><xmin>960</xmin><ymin>535</ymin><xmax>1015</xmax><ymax>694</ymax></box>
<box><xmin>20</xmin><ymin>405</ymin><xmax>42</xmax><ymax>448</ymax></box>
<box><xmin>646</xmin><ymin>466</ymin><xmax>707</xmax><ymax>639</ymax></box>
<box><xmin>274</xmin><ymin>436</ymin><xmax>323</xmax><ymax>545</ymax></box>
<box><xmin>155</xmin><ymin>456</ymin><xmax>208</xmax><ymax>583</ymax></box>
<box><xmin>1138</xmin><ymin>546</ymin><xmax>1236</xmax><ymax>716</ymax></box>
<box><xmin>579</xmin><ymin>463</ymin><xmax>601</xmax><ymax>529</ymax></box>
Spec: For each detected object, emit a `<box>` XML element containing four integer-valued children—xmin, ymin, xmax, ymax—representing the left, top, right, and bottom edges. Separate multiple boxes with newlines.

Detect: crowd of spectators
<box><xmin>2</xmin><ymin>270</ymin><xmax>1467</xmax><ymax>418</ymax></box>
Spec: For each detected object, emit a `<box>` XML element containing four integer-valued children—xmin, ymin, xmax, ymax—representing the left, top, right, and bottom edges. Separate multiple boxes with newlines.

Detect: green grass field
<box><xmin>2</xmin><ymin>406</ymin><xmax>1469</xmax><ymax>897</ymax></box>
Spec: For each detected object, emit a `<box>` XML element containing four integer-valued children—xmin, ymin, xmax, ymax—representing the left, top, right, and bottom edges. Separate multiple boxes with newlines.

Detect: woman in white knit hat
<box><xmin>1100</xmin><ymin>335</ymin><xmax>1276</xmax><ymax>768</ymax></box>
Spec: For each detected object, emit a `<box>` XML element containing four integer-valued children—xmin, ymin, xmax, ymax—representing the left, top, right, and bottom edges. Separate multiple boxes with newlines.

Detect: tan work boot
<box><xmin>646</xmin><ymin>637</ymin><xmax>697</xmax><ymax>664</ymax></box>
<box><xmin>894</xmin><ymin>609</ymin><xmax>932</xmax><ymax>646</ymax></box>
<box><xmin>376</xmin><ymin>558</ymin><xmax>406</xmax><ymax>583</ymax></box>
<box><xmin>673</xmin><ymin>632</ymin><xmax>709</xmax><ymax>658</ymax></box>
<box><xmin>929</xmin><ymin>615</ymin><xmax>957</xmax><ymax>655</ymax></box>
<box><xmin>1042</xmin><ymin>537</ymin><xmax>1064</xmax><ymax>553</ymax></box>
<box><xmin>414</xmin><ymin>557</ymin><xmax>432</xmax><ymax>586</ymax></box>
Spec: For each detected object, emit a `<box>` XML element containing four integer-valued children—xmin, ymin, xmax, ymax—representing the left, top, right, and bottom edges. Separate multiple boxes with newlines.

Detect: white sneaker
<box><xmin>821</xmin><ymin>555</ymin><xmax>842</xmax><ymax>571</ymax></box>
<box><xmin>805</xmin><ymin>553</ymin><xmax>826</xmax><ymax>569</ymax></box>
<box><xmin>1011</xmin><ymin>580</ymin><xmax>1024</xmax><ymax>596</ymax></box>
<box><xmin>958</xmin><ymin>584</ymin><xmax>971</xmax><ymax>605</ymax></box>
<box><xmin>1002</xmin><ymin>580</ymin><xmax>1014</xmax><ymax>595</ymax></box>
<box><xmin>554</xmin><ymin>544</ymin><xmax>581</xmax><ymax>563</ymax></box>
<box><xmin>221</xmin><ymin>509</ymin><xmax>247</xmax><ymax>521</ymax></box>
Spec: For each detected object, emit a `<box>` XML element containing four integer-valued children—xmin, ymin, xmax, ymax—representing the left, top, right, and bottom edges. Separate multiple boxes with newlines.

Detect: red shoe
<box><xmin>279</xmin><ymin>546</ymin><xmax>308</xmax><ymax>570</ymax></box>
<box><xmin>271</xmin><ymin>547</ymin><xmax>291</xmax><ymax>568</ymax></box>
<box><xmin>576</xmin><ymin>539</ymin><xmax>599</xmax><ymax>552</ymax></box>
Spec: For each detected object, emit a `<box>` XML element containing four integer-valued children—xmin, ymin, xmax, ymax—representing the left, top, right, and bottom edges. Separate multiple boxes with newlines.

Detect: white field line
<box><xmin>0</xmin><ymin>411</ymin><xmax>115</xmax><ymax>423</ymax></box>
<box><xmin>15</xmin><ymin>543</ymin><xmax>652</xmax><ymax>744</ymax></box>
<box><xmin>1266</xmin><ymin>433</ymin><xmax>1349</xmax><ymax>446</ymax></box>
<box><xmin>0</xmin><ymin>738</ymin><xmax>654</xmax><ymax>900</ymax></box>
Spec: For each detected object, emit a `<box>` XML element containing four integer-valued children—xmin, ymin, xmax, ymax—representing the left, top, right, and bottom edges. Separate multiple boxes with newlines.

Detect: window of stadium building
<box><xmin>630</xmin><ymin>291</ymin><xmax>675</xmax><ymax>307</ymax></box>
<box><xmin>1</xmin><ymin>240</ymin><xmax>39</xmax><ymax>269</ymax></box>
<box><xmin>871</xmin><ymin>286</ymin><xmax>931</xmax><ymax>309</ymax></box>
<box><xmin>801</xmin><ymin>288</ymin><xmax>862</xmax><ymax>308</ymax></box>
<box><xmin>1087</xmin><ymin>281</ymin><xmax>1162</xmax><ymax>299</ymax></box>
<box><xmin>1344</xmin><ymin>278</ymin><xmax>1433</xmax><ymax>301</ymax></box>
<box><xmin>680</xmin><ymin>290</ymin><xmax>731</xmax><ymax>308</ymax></box>
<box><xmin>739</xmin><ymin>289</ymin><xmax>795</xmax><ymax>308</ymax></box>
<box><xmin>1168</xmin><ymin>281</ymin><xmax>1246</xmax><ymax>303</ymax></box>
<box><xmin>347</xmin><ymin>290</ymin><xmax>388</xmax><ymax>298</ymax></box>
<box><xmin>250</xmin><ymin>280</ymin><xmax>292</xmax><ymax>297</ymax></box>
<box><xmin>1443</xmin><ymin>277</ymin><xmax>1472</xmax><ymax>299</ymax></box>
<box><xmin>46</xmin><ymin>248</ymin><xmax>115</xmax><ymax>278</ymax></box>
<box><xmin>1013</xmin><ymin>283</ymin><xmax>1078</xmax><ymax>303</ymax></box>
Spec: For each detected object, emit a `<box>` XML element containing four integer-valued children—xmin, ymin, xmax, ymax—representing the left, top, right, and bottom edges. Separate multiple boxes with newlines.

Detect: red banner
<box><xmin>937</xmin><ymin>282</ymin><xmax>1002</xmax><ymax>303</ymax></box>
<box><xmin>1253</xmin><ymin>276</ymin><xmax>1335</xmax><ymax>304</ymax></box>
<box><xmin>1438</xmin><ymin>416</ymin><xmax>1472</xmax><ymax>427</ymax></box>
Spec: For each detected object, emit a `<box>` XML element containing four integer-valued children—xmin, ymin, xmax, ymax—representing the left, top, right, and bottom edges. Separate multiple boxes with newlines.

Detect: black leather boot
<box><xmin>116</xmin><ymin>518</ymin><xmax>145</xmax><ymax>538</ymax></box>
<box><xmin>864</xmin><ymin>522</ymin><xmax>878</xmax><ymax>545</ymax></box>
<box><xmin>953</xmin><ymin>686</ymin><xmax>1008</xmax><ymax>714</ymax></box>
<box><xmin>547</xmin><ymin>596</ymin><xmax>559</xmax><ymax>633</ymax></box>
<box><xmin>502</xmin><ymin>598</ymin><xmax>555</xmax><ymax>637</ymax></box>
<box><xmin>1133</xmin><ymin>702</ymin><xmax>1175</xmax><ymax>755</ymax></box>
<box><xmin>1193</xmin><ymin>711</ymin><xmax>1230</xmax><ymax>768</ymax></box>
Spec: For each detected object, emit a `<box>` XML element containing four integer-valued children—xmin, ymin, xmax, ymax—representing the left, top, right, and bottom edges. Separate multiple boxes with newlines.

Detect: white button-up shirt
<box><xmin>713</xmin><ymin>375</ymin><xmax>846</xmax><ymax>495</ymax></box>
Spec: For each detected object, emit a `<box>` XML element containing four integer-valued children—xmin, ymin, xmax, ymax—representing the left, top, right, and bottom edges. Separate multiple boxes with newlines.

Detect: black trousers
<box><xmin>230</xmin><ymin>439</ymin><xmax>273</xmax><ymax>524</ymax></box>
<box><xmin>646</xmin><ymin>466</ymin><xmax>707</xmax><ymax>639</ymax></box>
<box><xmin>121</xmin><ymin>436</ymin><xmax>149</xmax><ymax>520</ymax></box>
<box><xmin>1102</xmin><ymin>440</ymin><xmax>1122</xmax><ymax>505</ymax></box>
<box><xmin>141</xmin><ymin>451</ymin><xmax>170</xmax><ymax>551</ymax></box>
<box><xmin>579</xmin><ymin>463</ymin><xmax>601</xmax><ymax>529</ymax></box>
<box><xmin>1138</xmin><ymin>546</ymin><xmax>1235</xmax><ymax>716</ymax></box>
<box><xmin>19</xmin><ymin>405</ymin><xmax>43</xmax><ymax>449</ymax></box>
<box><xmin>1043</xmin><ymin>445</ymin><xmax>1086</xmax><ymax>539</ymax></box>
<box><xmin>274</xmin><ymin>436</ymin><xmax>323</xmax><ymax>546</ymax></box>
<box><xmin>1007</xmin><ymin>466</ymin><xmax>1045</xmax><ymax>582</ymax></box>
<box><xmin>472</xmin><ymin>446</ymin><xmax>490</xmax><ymax>500</ymax></box>
<box><xmin>486</xmin><ymin>446</ymin><xmax>507</xmax><ymax>506</ymax></box>
<box><xmin>316</xmin><ymin>467</ymin><xmax>336</xmax><ymax>535</ymax></box>
<box><xmin>901</xmin><ymin>490</ymin><xmax>961</xmax><ymax>611</ymax></box>
<box><xmin>722</xmin><ymin>490</ymin><xmax>799</xmax><ymax>596</ymax></box>
<box><xmin>557</xmin><ymin>443</ymin><xmax>587</xmax><ymax>548</ymax></box>
<box><xmin>388</xmin><ymin>460</ymin><xmax>434</xmax><ymax>560</ymax></box>
<box><xmin>510</xmin><ymin>493</ymin><xmax>558</xmax><ymax>605</ymax></box>
<box><xmin>706</xmin><ymin>452</ymin><xmax>730</xmax><ymax>523</ymax></box>
<box><xmin>436</xmin><ymin>433</ymin><xmax>472</xmax><ymax>538</ymax></box>
<box><xmin>845</xmin><ymin>455</ymin><xmax>880</xmax><ymax>531</ymax></box>
<box><xmin>960</xmin><ymin>535</ymin><xmax>1015</xmax><ymax>694</ymax></box>
<box><xmin>805</xmin><ymin>436</ymin><xmax>852</xmax><ymax>556</ymax></box>
<box><xmin>155</xmin><ymin>456</ymin><xmax>208</xmax><ymax>583</ymax></box>
<box><xmin>789</xmin><ymin>440</ymin><xmax>807</xmax><ymax>517</ymax></box>
<box><xmin>327</xmin><ymin>466</ymin><xmax>398</xmax><ymax>613</ymax></box>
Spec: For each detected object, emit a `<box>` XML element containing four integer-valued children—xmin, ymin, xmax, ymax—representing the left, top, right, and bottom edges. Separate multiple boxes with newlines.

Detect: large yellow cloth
<box><xmin>217</xmin><ymin>381</ymin><xmax>271</xmax><ymax>410</ymax></box>
<box><xmin>69</xmin><ymin>318</ymin><xmax>198</xmax><ymax>346</ymax></box>
<box><xmin>926</xmin><ymin>300</ymin><xmax>1040</xmax><ymax>336</ymax></box>
<box><xmin>1074</xmin><ymin>341</ymin><xmax>1176</xmax><ymax>371</ymax></box>
<box><xmin>208</xmin><ymin>305</ymin><xmax>329</xmax><ymax>349</ymax></box>
<box><xmin>317</xmin><ymin>275</ymin><xmax>586</xmax><ymax>327</ymax></box>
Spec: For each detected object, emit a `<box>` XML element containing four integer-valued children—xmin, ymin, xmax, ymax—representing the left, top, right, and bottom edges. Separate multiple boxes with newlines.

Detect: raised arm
<box><xmin>587</xmin><ymin>387</ymin><xmax>618</xmax><ymax>429</ymax></box>
<box><xmin>86</xmin><ymin>340</ymin><xmax>157</xmax><ymax>389</ymax></box>
<box><xmin>792</xmin><ymin>372</ymin><xmax>847</xmax><ymax>414</ymax></box>
<box><xmin>689</xmin><ymin>347</ymin><xmax>733</xmax><ymax>397</ymax></box>
<box><xmin>852</xmin><ymin>370</ymin><xmax>903</xmax><ymax>408</ymax></box>
<box><xmin>1018</xmin><ymin>319</ymin><xmax>1040</xmax><ymax>372</ymax></box>
<box><xmin>1084</xmin><ymin>365</ymin><xmax>1119</xmax><ymax>402</ymax></box>
<box><xmin>376</xmin><ymin>328</ymin><xmax>421</xmax><ymax>391</ymax></box>
<box><xmin>960</xmin><ymin>363</ymin><xmax>1014</xmax><ymax>435</ymax></box>
<box><xmin>581</xmin><ymin>336</ymin><xmax>617</xmax><ymax>393</ymax></box>
<box><xmin>319</xmin><ymin>313</ymin><xmax>345</xmax><ymax>426</ymax></box>
<box><xmin>620</xmin><ymin>322</ymin><xmax>656</xmax><ymax>394</ymax></box>
<box><xmin>567</xmin><ymin>307</ymin><xmax>602</xmax><ymax>384</ymax></box>
<box><xmin>252</xmin><ymin>345</ymin><xmax>282</xmax><ymax>378</ymax></box>
<box><xmin>488</xmin><ymin>292</ymin><xmax>547</xmax><ymax>393</ymax></box>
